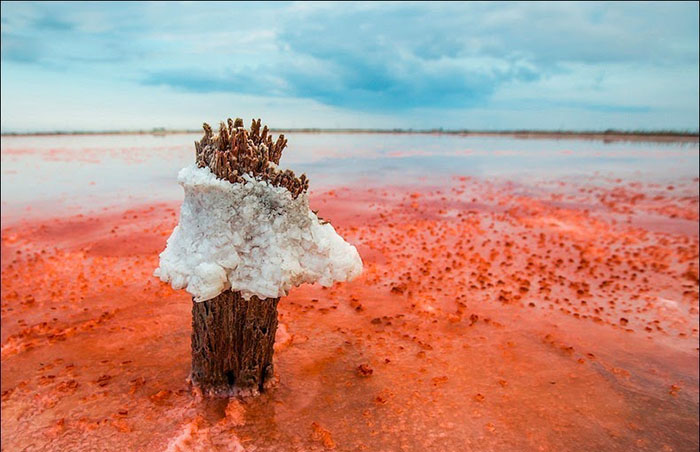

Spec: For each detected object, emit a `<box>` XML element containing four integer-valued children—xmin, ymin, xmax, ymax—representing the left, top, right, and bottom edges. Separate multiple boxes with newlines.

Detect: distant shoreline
<box><xmin>1</xmin><ymin>129</ymin><xmax>698</xmax><ymax>144</ymax></box>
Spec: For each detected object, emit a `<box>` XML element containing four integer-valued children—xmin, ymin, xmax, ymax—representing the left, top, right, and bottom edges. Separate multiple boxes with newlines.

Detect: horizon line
<box><xmin>1</xmin><ymin>128</ymin><xmax>698</xmax><ymax>144</ymax></box>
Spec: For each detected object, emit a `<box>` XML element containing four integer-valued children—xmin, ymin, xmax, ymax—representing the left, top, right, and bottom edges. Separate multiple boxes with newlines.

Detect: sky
<box><xmin>1</xmin><ymin>1</ymin><xmax>698</xmax><ymax>132</ymax></box>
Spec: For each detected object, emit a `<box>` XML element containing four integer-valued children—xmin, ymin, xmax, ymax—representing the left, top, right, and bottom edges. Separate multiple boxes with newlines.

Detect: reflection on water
<box><xmin>2</xmin><ymin>133</ymin><xmax>698</xmax><ymax>224</ymax></box>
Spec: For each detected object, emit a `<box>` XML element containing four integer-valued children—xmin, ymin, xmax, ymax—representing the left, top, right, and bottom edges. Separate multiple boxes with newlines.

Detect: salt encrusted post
<box><xmin>155</xmin><ymin>118</ymin><xmax>362</xmax><ymax>395</ymax></box>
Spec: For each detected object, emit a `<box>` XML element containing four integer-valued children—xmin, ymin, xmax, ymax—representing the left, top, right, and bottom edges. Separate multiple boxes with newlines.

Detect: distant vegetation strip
<box><xmin>2</xmin><ymin>128</ymin><xmax>698</xmax><ymax>143</ymax></box>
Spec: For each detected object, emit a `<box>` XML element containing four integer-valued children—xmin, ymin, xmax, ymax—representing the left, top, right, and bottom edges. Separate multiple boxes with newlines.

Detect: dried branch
<box><xmin>194</xmin><ymin>118</ymin><xmax>309</xmax><ymax>198</ymax></box>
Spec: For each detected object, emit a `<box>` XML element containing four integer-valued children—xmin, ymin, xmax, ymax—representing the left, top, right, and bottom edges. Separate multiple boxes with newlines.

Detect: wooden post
<box><xmin>188</xmin><ymin>117</ymin><xmax>307</xmax><ymax>394</ymax></box>
<box><xmin>191</xmin><ymin>290</ymin><xmax>279</xmax><ymax>394</ymax></box>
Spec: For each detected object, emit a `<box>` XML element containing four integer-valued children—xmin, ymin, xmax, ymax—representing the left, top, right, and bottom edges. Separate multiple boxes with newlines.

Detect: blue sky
<box><xmin>1</xmin><ymin>1</ymin><xmax>698</xmax><ymax>132</ymax></box>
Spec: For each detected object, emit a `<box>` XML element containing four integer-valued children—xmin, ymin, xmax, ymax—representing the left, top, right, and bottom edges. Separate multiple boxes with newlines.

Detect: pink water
<box><xmin>1</xmin><ymin>133</ymin><xmax>698</xmax><ymax>451</ymax></box>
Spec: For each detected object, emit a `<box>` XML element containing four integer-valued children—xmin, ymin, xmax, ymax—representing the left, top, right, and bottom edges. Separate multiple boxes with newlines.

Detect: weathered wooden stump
<box><xmin>152</xmin><ymin>117</ymin><xmax>360</xmax><ymax>395</ymax></box>
<box><xmin>191</xmin><ymin>290</ymin><xmax>279</xmax><ymax>394</ymax></box>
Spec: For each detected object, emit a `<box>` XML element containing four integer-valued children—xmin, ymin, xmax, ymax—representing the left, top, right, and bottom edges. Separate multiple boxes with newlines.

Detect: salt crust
<box><xmin>155</xmin><ymin>164</ymin><xmax>363</xmax><ymax>301</ymax></box>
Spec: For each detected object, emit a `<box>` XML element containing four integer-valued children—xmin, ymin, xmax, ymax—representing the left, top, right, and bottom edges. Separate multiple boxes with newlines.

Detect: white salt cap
<box><xmin>154</xmin><ymin>164</ymin><xmax>363</xmax><ymax>301</ymax></box>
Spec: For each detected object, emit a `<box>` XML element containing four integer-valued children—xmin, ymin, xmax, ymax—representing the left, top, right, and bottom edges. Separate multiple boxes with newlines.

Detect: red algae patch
<box><xmin>1</xmin><ymin>174</ymin><xmax>698</xmax><ymax>451</ymax></box>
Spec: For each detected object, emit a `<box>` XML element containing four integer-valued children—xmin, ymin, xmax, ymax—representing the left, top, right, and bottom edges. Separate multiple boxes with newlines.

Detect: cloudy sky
<box><xmin>1</xmin><ymin>1</ymin><xmax>698</xmax><ymax>132</ymax></box>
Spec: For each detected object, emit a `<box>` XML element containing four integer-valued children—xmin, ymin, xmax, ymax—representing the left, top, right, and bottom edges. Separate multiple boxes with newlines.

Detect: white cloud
<box><xmin>1</xmin><ymin>1</ymin><xmax>697</xmax><ymax>131</ymax></box>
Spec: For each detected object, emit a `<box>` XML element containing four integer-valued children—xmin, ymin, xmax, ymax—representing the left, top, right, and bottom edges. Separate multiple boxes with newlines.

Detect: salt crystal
<box><xmin>154</xmin><ymin>165</ymin><xmax>363</xmax><ymax>301</ymax></box>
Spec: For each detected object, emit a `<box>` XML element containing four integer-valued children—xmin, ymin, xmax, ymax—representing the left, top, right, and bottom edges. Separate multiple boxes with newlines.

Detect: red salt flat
<box><xmin>1</xmin><ymin>172</ymin><xmax>698</xmax><ymax>451</ymax></box>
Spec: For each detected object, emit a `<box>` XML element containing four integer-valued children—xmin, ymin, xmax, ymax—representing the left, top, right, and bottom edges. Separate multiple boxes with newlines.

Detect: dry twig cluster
<box><xmin>195</xmin><ymin>118</ymin><xmax>309</xmax><ymax>198</ymax></box>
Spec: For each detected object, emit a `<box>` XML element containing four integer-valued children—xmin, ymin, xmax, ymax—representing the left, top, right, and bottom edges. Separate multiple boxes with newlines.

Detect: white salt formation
<box><xmin>155</xmin><ymin>164</ymin><xmax>363</xmax><ymax>301</ymax></box>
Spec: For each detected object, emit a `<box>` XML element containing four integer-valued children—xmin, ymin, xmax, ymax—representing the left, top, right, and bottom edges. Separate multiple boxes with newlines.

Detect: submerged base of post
<box><xmin>191</xmin><ymin>290</ymin><xmax>279</xmax><ymax>395</ymax></box>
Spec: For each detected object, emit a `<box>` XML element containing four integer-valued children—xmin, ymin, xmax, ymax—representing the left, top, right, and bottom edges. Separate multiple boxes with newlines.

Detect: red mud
<box><xmin>2</xmin><ymin>173</ymin><xmax>699</xmax><ymax>451</ymax></box>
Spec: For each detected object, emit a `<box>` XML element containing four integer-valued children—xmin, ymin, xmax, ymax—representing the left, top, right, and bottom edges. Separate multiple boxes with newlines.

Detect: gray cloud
<box><xmin>2</xmin><ymin>1</ymin><xmax>697</xmax><ymax>119</ymax></box>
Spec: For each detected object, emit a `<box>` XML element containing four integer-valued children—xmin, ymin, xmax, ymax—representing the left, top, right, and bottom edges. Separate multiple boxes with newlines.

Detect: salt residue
<box><xmin>154</xmin><ymin>165</ymin><xmax>363</xmax><ymax>301</ymax></box>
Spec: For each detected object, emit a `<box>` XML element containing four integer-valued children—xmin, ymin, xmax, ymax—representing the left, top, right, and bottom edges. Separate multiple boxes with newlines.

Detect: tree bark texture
<box><xmin>191</xmin><ymin>290</ymin><xmax>279</xmax><ymax>394</ymax></box>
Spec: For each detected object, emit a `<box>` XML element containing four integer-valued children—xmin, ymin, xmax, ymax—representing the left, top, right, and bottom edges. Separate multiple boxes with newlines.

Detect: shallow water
<box><xmin>2</xmin><ymin>133</ymin><xmax>698</xmax><ymax>223</ymax></box>
<box><xmin>1</xmin><ymin>133</ymin><xmax>698</xmax><ymax>451</ymax></box>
